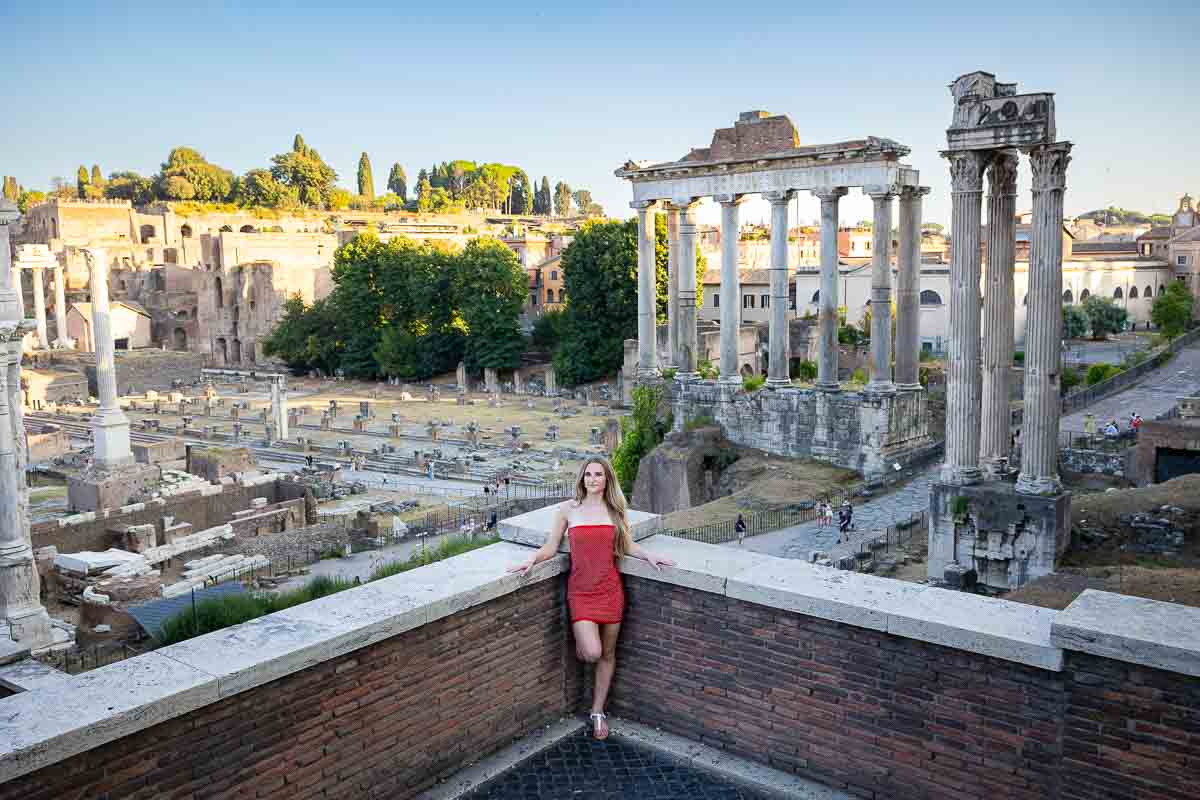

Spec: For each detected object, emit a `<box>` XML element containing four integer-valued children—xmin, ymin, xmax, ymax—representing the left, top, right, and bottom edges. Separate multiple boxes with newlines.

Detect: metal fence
<box><xmin>1058</xmin><ymin>429</ymin><xmax>1136</xmax><ymax>453</ymax></box>
<box><xmin>842</xmin><ymin>511</ymin><xmax>927</xmax><ymax>572</ymax></box>
<box><xmin>37</xmin><ymin>642</ymin><xmax>146</xmax><ymax>675</ymax></box>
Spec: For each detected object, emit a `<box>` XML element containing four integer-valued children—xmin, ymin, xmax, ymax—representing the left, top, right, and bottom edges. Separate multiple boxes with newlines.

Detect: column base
<box><xmin>981</xmin><ymin>456</ymin><xmax>1011</xmax><ymax>481</ymax></box>
<box><xmin>717</xmin><ymin>375</ymin><xmax>742</xmax><ymax>387</ymax></box>
<box><xmin>864</xmin><ymin>380</ymin><xmax>896</xmax><ymax>394</ymax></box>
<box><xmin>6</xmin><ymin>606</ymin><xmax>55</xmax><ymax>651</ymax></box>
<box><xmin>895</xmin><ymin>382</ymin><xmax>923</xmax><ymax>392</ymax></box>
<box><xmin>674</xmin><ymin>371</ymin><xmax>699</xmax><ymax>383</ymax></box>
<box><xmin>816</xmin><ymin>381</ymin><xmax>842</xmax><ymax>392</ymax></box>
<box><xmin>635</xmin><ymin>368</ymin><xmax>661</xmax><ymax>381</ymax></box>
<box><xmin>939</xmin><ymin>463</ymin><xmax>982</xmax><ymax>485</ymax></box>
<box><xmin>1015</xmin><ymin>473</ymin><xmax>1062</xmax><ymax>496</ymax></box>
<box><xmin>765</xmin><ymin>377</ymin><xmax>792</xmax><ymax>389</ymax></box>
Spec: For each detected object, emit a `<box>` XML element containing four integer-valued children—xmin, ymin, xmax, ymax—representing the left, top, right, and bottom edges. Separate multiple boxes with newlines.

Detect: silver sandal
<box><xmin>589</xmin><ymin>711</ymin><xmax>609</xmax><ymax>740</ymax></box>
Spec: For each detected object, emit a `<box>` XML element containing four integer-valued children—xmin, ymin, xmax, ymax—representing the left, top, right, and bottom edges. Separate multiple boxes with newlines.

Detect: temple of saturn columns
<box><xmin>616</xmin><ymin>111</ymin><xmax>932</xmax><ymax>477</ymax></box>
<box><xmin>927</xmin><ymin>71</ymin><xmax>1073</xmax><ymax>591</ymax></box>
<box><xmin>0</xmin><ymin>198</ymin><xmax>54</xmax><ymax>650</ymax></box>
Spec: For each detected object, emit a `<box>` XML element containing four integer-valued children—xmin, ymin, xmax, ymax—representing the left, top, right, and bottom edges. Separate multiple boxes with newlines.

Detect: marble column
<box><xmin>53</xmin><ymin>263</ymin><xmax>70</xmax><ymax>348</ymax></box>
<box><xmin>866</xmin><ymin>189</ymin><xmax>897</xmax><ymax>393</ymax></box>
<box><xmin>675</xmin><ymin>199</ymin><xmax>701</xmax><ymax>381</ymax></box>
<box><xmin>632</xmin><ymin>200</ymin><xmax>659</xmax><ymax>379</ymax></box>
<box><xmin>814</xmin><ymin>188</ymin><xmax>847</xmax><ymax>389</ymax></box>
<box><xmin>895</xmin><ymin>187</ymin><xmax>929</xmax><ymax>390</ymax></box>
<box><xmin>716</xmin><ymin>194</ymin><xmax>743</xmax><ymax>385</ymax></box>
<box><xmin>666</xmin><ymin>205</ymin><xmax>680</xmax><ymax>369</ymax></box>
<box><xmin>271</xmin><ymin>376</ymin><xmax>289</xmax><ymax>442</ymax></box>
<box><xmin>764</xmin><ymin>191</ymin><xmax>793</xmax><ymax>387</ymax></box>
<box><xmin>84</xmin><ymin>248</ymin><xmax>134</xmax><ymax>470</ymax></box>
<box><xmin>0</xmin><ymin>199</ymin><xmax>53</xmax><ymax>649</ymax></box>
<box><xmin>1017</xmin><ymin>143</ymin><xmax>1073</xmax><ymax>496</ymax></box>
<box><xmin>30</xmin><ymin>264</ymin><xmax>47</xmax><ymax>349</ymax></box>
<box><xmin>980</xmin><ymin>153</ymin><xmax>1019</xmax><ymax>478</ymax></box>
<box><xmin>940</xmin><ymin>151</ymin><xmax>989</xmax><ymax>486</ymax></box>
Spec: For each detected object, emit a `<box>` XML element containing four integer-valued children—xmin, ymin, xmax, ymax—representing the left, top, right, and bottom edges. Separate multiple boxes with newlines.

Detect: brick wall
<box><xmin>609</xmin><ymin>576</ymin><xmax>1200</xmax><ymax>800</ymax></box>
<box><xmin>0</xmin><ymin>576</ymin><xmax>578</xmax><ymax>800</ymax></box>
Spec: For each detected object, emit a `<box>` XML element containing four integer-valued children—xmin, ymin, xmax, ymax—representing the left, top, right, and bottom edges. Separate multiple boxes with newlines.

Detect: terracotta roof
<box><xmin>701</xmin><ymin>269</ymin><xmax>771</xmax><ymax>285</ymax></box>
<box><xmin>1139</xmin><ymin>226</ymin><xmax>1172</xmax><ymax>241</ymax></box>
<box><xmin>1072</xmin><ymin>242</ymin><xmax>1138</xmax><ymax>254</ymax></box>
<box><xmin>69</xmin><ymin>301</ymin><xmax>152</xmax><ymax>322</ymax></box>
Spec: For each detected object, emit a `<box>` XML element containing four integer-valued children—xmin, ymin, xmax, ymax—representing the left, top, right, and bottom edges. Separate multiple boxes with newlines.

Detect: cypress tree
<box><xmin>1</xmin><ymin>177</ymin><xmax>18</xmax><ymax>202</ymax></box>
<box><xmin>76</xmin><ymin>166</ymin><xmax>89</xmax><ymax>198</ymax></box>
<box><xmin>357</xmin><ymin>152</ymin><xmax>375</xmax><ymax>200</ymax></box>
<box><xmin>293</xmin><ymin>133</ymin><xmax>307</xmax><ymax>154</ymax></box>
<box><xmin>387</xmin><ymin>163</ymin><xmax>407</xmax><ymax>201</ymax></box>
<box><xmin>539</xmin><ymin>176</ymin><xmax>551</xmax><ymax>215</ymax></box>
<box><xmin>90</xmin><ymin>164</ymin><xmax>104</xmax><ymax>187</ymax></box>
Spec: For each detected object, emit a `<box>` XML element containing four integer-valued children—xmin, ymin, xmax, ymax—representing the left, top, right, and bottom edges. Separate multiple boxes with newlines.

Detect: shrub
<box><xmin>1061</xmin><ymin>366</ymin><xmax>1082</xmax><ymax>393</ymax></box>
<box><xmin>369</xmin><ymin>533</ymin><xmax>497</xmax><ymax>581</ymax></box>
<box><xmin>918</xmin><ymin>349</ymin><xmax>935</xmax><ymax>363</ymax></box>
<box><xmin>742</xmin><ymin>374</ymin><xmax>765</xmax><ymax>392</ymax></box>
<box><xmin>611</xmin><ymin>383</ymin><xmax>668</xmax><ymax>494</ymax></box>
<box><xmin>849</xmin><ymin>367</ymin><xmax>867</xmax><ymax>384</ymax></box>
<box><xmin>1082</xmin><ymin>296</ymin><xmax>1128</xmax><ymax>340</ymax></box>
<box><xmin>683</xmin><ymin>414</ymin><xmax>716</xmax><ymax>432</ymax></box>
<box><xmin>697</xmin><ymin>359</ymin><xmax>718</xmax><ymax>380</ymax></box>
<box><xmin>531</xmin><ymin>309</ymin><xmax>566</xmax><ymax>351</ymax></box>
<box><xmin>1085</xmin><ymin>362</ymin><xmax>1123</xmax><ymax>385</ymax></box>
<box><xmin>1062</xmin><ymin>304</ymin><xmax>1090</xmax><ymax>339</ymax></box>
<box><xmin>660</xmin><ymin>367</ymin><xmax>677</xmax><ymax>380</ymax></box>
<box><xmin>1013</xmin><ymin>350</ymin><xmax>1025</xmax><ymax>365</ymax></box>
<box><xmin>792</xmin><ymin>360</ymin><xmax>818</xmax><ymax>381</ymax></box>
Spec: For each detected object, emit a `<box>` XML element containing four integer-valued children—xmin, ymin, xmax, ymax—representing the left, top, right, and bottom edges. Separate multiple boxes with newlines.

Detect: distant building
<box><xmin>66</xmin><ymin>300</ymin><xmax>152</xmax><ymax>352</ymax></box>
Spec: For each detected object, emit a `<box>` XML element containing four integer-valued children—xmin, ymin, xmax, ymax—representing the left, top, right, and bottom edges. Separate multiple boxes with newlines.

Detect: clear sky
<box><xmin>3</xmin><ymin>1</ymin><xmax>1196</xmax><ymax>230</ymax></box>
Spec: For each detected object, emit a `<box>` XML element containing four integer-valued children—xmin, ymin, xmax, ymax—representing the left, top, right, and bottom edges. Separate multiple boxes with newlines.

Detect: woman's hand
<box><xmin>507</xmin><ymin>556</ymin><xmax>537</xmax><ymax>576</ymax></box>
<box><xmin>643</xmin><ymin>553</ymin><xmax>675</xmax><ymax>571</ymax></box>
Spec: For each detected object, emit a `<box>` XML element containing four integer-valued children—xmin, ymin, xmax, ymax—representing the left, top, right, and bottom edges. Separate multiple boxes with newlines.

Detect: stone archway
<box><xmin>215</xmin><ymin>337</ymin><xmax>228</xmax><ymax>365</ymax></box>
<box><xmin>173</xmin><ymin>328</ymin><xmax>187</xmax><ymax>351</ymax></box>
<box><xmin>230</xmin><ymin>339</ymin><xmax>242</xmax><ymax>364</ymax></box>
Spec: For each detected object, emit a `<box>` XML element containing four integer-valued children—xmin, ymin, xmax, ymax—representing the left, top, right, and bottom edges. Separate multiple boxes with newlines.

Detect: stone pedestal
<box><xmin>544</xmin><ymin>365</ymin><xmax>557</xmax><ymax>397</ymax></box>
<box><xmin>484</xmin><ymin>367</ymin><xmax>499</xmax><ymax>394</ymax></box>
<box><xmin>926</xmin><ymin>480</ymin><xmax>1070</xmax><ymax>592</ymax></box>
<box><xmin>84</xmin><ymin>248</ymin><xmax>134</xmax><ymax>471</ymax></box>
<box><xmin>456</xmin><ymin>361</ymin><xmax>467</xmax><ymax>389</ymax></box>
<box><xmin>270</xmin><ymin>378</ymin><xmax>288</xmax><ymax>441</ymax></box>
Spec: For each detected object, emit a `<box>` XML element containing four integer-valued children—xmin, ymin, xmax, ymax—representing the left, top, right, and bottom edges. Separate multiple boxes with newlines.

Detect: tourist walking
<box><xmin>735</xmin><ymin>514</ymin><xmax>748</xmax><ymax>546</ymax></box>
<box><xmin>508</xmin><ymin>457</ymin><xmax>674</xmax><ymax>740</ymax></box>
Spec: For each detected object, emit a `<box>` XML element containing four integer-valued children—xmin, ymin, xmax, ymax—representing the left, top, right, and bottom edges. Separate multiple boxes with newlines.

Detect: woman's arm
<box><xmin>508</xmin><ymin>503</ymin><xmax>569</xmax><ymax>575</ymax></box>
<box><xmin>625</xmin><ymin>534</ymin><xmax>675</xmax><ymax>571</ymax></box>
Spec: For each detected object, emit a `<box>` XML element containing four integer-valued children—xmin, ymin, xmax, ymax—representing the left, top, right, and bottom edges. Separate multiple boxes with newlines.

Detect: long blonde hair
<box><xmin>573</xmin><ymin>457</ymin><xmax>634</xmax><ymax>558</ymax></box>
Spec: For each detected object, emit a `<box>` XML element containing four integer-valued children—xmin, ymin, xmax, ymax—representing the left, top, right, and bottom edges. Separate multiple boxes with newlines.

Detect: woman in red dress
<box><xmin>509</xmin><ymin>457</ymin><xmax>673</xmax><ymax>740</ymax></box>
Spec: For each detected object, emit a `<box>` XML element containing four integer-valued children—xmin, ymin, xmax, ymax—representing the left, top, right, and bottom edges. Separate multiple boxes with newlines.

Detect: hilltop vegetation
<box><xmin>1077</xmin><ymin>206</ymin><xmax>1171</xmax><ymax>226</ymax></box>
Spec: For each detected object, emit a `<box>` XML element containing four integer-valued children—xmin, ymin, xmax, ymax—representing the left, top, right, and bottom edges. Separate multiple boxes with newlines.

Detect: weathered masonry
<box><xmin>616</xmin><ymin>111</ymin><xmax>932</xmax><ymax>476</ymax></box>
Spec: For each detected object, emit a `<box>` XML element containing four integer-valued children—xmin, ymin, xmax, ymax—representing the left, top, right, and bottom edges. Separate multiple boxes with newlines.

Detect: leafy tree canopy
<box><xmin>1151</xmin><ymin>282</ymin><xmax>1195</xmax><ymax>338</ymax></box>
<box><xmin>1081</xmin><ymin>295</ymin><xmax>1128</xmax><ymax>340</ymax></box>
<box><xmin>1062</xmin><ymin>303</ymin><xmax>1090</xmax><ymax>339</ymax></box>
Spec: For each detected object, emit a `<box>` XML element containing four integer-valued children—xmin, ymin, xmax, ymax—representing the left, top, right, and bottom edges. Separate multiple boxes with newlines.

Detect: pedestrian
<box><xmin>735</xmin><ymin>514</ymin><xmax>747</xmax><ymax>546</ymax></box>
<box><xmin>508</xmin><ymin>457</ymin><xmax>674</xmax><ymax>741</ymax></box>
<box><xmin>823</xmin><ymin>501</ymin><xmax>834</xmax><ymax>528</ymax></box>
<box><xmin>487</xmin><ymin>510</ymin><xmax>498</xmax><ymax>532</ymax></box>
<box><xmin>1131</xmin><ymin>413</ymin><xmax>1142</xmax><ymax>434</ymax></box>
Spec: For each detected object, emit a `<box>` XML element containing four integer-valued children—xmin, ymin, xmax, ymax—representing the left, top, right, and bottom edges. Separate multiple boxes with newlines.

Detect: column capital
<box><xmin>670</xmin><ymin>196</ymin><xmax>701</xmax><ymax>211</ymax></box>
<box><xmin>1026</xmin><ymin>142</ymin><xmax>1073</xmax><ymax>193</ymax></box>
<box><xmin>713</xmin><ymin>193</ymin><xmax>746</xmax><ymax>206</ymax></box>
<box><xmin>899</xmin><ymin>185</ymin><xmax>932</xmax><ymax>201</ymax></box>
<box><xmin>942</xmin><ymin>150</ymin><xmax>989</xmax><ymax>193</ymax></box>
<box><xmin>629</xmin><ymin>200</ymin><xmax>659</xmax><ymax>212</ymax></box>
<box><xmin>987</xmin><ymin>150</ymin><xmax>1020</xmax><ymax>196</ymax></box>
<box><xmin>865</xmin><ymin>186</ymin><xmax>900</xmax><ymax>201</ymax></box>
<box><xmin>812</xmin><ymin>187</ymin><xmax>848</xmax><ymax>202</ymax></box>
<box><xmin>762</xmin><ymin>190</ymin><xmax>794</xmax><ymax>205</ymax></box>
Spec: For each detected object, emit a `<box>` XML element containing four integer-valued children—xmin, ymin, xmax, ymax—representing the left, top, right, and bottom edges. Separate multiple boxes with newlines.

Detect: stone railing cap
<box><xmin>499</xmin><ymin>503</ymin><xmax>661</xmax><ymax>552</ymax></box>
<box><xmin>620</xmin><ymin>536</ymin><xmax>1063</xmax><ymax>671</ymax></box>
<box><xmin>1051</xmin><ymin>589</ymin><xmax>1200</xmax><ymax>677</ymax></box>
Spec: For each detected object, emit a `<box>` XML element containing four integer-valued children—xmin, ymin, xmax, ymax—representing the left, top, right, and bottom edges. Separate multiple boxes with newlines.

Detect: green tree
<box><xmin>416</xmin><ymin>178</ymin><xmax>433</xmax><ymax>212</ymax></box>
<box><xmin>270</xmin><ymin>135</ymin><xmax>338</xmax><ymax>207</ymax></box>
<box><xmin>533</xmin><ymin>176</ymin><xmax>549</xmax><ymax>214</ymax></box>
<box><xmin>571</xmin><ymin>189</ymin><xmax>593</xmax><ymax>214</ymax></box>
<box><xmin>387</xmin><ymin>163</ymin><xmax>407</xmax><ymax>201</ymax></box>
<box><xmin>17</xmin><ymin>190</ymin><xmax>45</xmax><ymax>213</ymax></box>
<box><xmin>329</xmin><ymin>188</ymin><xmax>353</xmax><ymax>211</ymax></box>
<box><xmin>554</xmin><ymin>181</ymin><xmax>572</xmax><ymax>217</ymax></box>
<box><xmin>1081</xmin><ymin>296</ymin><xmax>1128</xmax><ymax>340</ymax></box>
<box><xmin>554</xmin><ymin>214</ymin><xmax>704</xmax><ymax>385</ymax></box>
<box><xmin>356</xmin><ymin>152</ymin><xmax>375</xmax><ymax>200</ymax></box>
<box><xmin>1151</xmin><ymin>282</ymin><xmax>1195</xmax><ymax>338</ymax></box>
<box><xmin>104</xmin><ymin>171</ymin><xmax>155</xmax><ymax>204</ymax></box>
<box><xmin>611</xmin><ymin>384</ymin><xmax>668</xmax><ymax>495</ymax></box>
<box><xmin>262</xmin><ymin>295</ymin><xmax>344</xmax><ymax>375</ymax></box>
<box><xmin>531</xmin><ymin>308</ymin><xmax>566</xmax><ymax>351</ymax></box>
<box><xmin>156</xmin><ymin>147</ymin><xmax>235</xmax><ymax>202</ymax></box>
<box><xmin>585</xmin><ymin>202</ymin><xmax>605</xmax><ymax>218</ymax></box>
<box><xmin>510</xmin><ymin>170</ymin><xmax>533</xmax><ymax>215</ymax></box>
<box><xmin>1</xmin><ymin>177</ymin><xmax>18</xmax><ymax>202</ymax></box>
<box><xmin>1062</xmin><ymin>303</ymin><xmax>1090</xmax><ymax>339</ymax></box>
<box><xmin>235</xmin><ymin>169</ymin><xmax>298</xmax><ymax>209</ymax></box>
<box><xmin>76</xmin><ymin>166</ymin><xmax>89</xmax><ymax>198</ymax></box>
<box><xmin>90</xmin><ymin>164</ymin><xmax>104</xmax><ymax>188</ymax></box>
<box><xmin>454</xmin><ymin>238</ymin><xmax>528</xmax><ymax>372</ymax></box>
<box><xmin>921</xmin><ymin>222</ymin><xmax>945</xmax><ymax>233</ymax></box>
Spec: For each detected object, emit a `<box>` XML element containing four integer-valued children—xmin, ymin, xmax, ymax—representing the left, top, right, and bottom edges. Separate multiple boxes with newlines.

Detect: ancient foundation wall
<box><xmin>671</xmin><ymin>380</ymin><xmax>930</xmax><ymax>477</ymax></box>
<box><xmin>0</xmin><ymin>547</ymin><xmax>577</xmax><ymax>800</ymax></box>
<box><xmin>32</xmin><ymin>476</ymin><xmax>291</xmax><ymax>554</ymax></box>
<box><xmin>43</xmin><ymin>350</ymin><xmax>207</xmax><ymax>395</ymax></box>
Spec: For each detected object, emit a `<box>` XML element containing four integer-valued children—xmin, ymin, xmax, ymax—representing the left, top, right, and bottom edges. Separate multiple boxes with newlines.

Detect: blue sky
<box><xmin>3</xmin><ymin>1</ymin><xmax>1196</xmax><ymax>229</ymax></box>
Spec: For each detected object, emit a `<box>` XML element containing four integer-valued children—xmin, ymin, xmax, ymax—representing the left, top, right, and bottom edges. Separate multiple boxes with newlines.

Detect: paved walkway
<box><xmin>728</xmin><ymin>464</ymin><xmax>937</xmax><ymax>561</ymax></box>
<box><xmin>1061</xmin><ymin>340</ymin><xmax>1200</xmax><ymax>432</ymax></box>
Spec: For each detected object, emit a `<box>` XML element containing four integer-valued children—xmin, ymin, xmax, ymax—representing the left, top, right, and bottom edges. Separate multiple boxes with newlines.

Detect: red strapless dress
<box><xmin>567</xmin><ymin>524</ymin><xmax>624</xmax><ymax>624</ymax></box>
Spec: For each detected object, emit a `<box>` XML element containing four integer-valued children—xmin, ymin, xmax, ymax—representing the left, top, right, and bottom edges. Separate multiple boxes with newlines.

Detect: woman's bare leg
<box><xmin>572</xmin><ymin>621</ymin><xmax>602</xmax><ymax>663</ymax></box>
<box><xmin>591</xmin><ymin>623</ymin><xmax>621</xmax><ymax>734</ymax></box>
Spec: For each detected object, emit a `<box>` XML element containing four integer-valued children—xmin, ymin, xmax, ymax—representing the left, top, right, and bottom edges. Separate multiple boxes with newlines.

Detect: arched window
<box><xmin>811</xmin><ymin>290</ymin><xmax>820</xmax><ymax>303</ymax></box>
<box><xmin>180</xmin><ymin>225</ymin><xmax>193</xmax><ymax>238</ymax></box>
<box><xmin>557</xmin><ymin>289</ymin><xmax>565</xmax><ymax>303</ymax></box>
<box><xmin>1114</xmin><ymin>287</ymin><xmax>1123</xmax><ymax>299</ymax></box>
<box><xmin>1145</xmin><ymin>285</ymin><xmax>1153</xmax><ymax>299</ymax></box>
<box><xmin>1062</xmin><ymin>289</ymin><xmax>1073</xmax><ymax>303</ymax></box>
<box><xmin>1080</xmin><ymin>289</ymin><xmax>1091</xmax><ymax>300</ymax></box>
<box><xmin>1129</xmin><ymin>286</ymin><xmax>1139</xmax><ymax>299</ymax></box>
<box><xmin>240</xmin><ymin>225</ymin><xmax>256</xmax><ymax>233</ymax></box>
<box><xmin>1159</xmin><ymin>285</ymin><xmax>1167</xmax><ymax>296</ymax></box>
<box><xmin>215</xmin><ymin>337</ymin><xmax>228</xmax><ymax>365</ymax></box>
<box><xmin>920</xmin><ymin>290</ymin><xmax>943</xmax><ymax>306</ymax></box>
<box><xmin>139</xmin><ymin>224</ymin><xmax>156</xmax><ymax>243</ymax></box>
<box><xmin>546</xmin><ymin>289</ymin><xmax>553</xmax><ymax>303</ymax></box>
<box><xmin>230</xmin><ymin>339</ymin><xmax>242</xmax><ymax>364</ymax></box>
<box><xmin>172</xmin><ymin>328</ymin><xmax>187</xmax><ymax>350</ymax></box>
<box><xmin>219</xmin><ymin>224</ymin><xmax>233</xmax><ymax>232</ymax></box>
<box><xmin>214</xmin><ymin>276</ymin><xmax>224</xmax><ymax>308</ymax></box>
<box><xmin>550</xmin><ymin>270</ymin><xmax>558</xmax><ymax>281</ymax></box>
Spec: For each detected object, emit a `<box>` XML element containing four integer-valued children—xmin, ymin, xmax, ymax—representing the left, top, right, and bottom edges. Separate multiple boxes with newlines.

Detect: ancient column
<box><xmin>666</xmin><ymin>205</ymin><xmax>680</xmax><ymax>369</ymax></box>
<box><xmin>270</xmin><ymin>376</ymin><xmax>289</xmax><ymax>442</ymax></box>
<box><xmin>814</xmin><ymin>188</ymin><xmax>847</xmax><ymax>389</ymax></box>
<box><xmin>716</xmin><ymin>194</ymin><xmax>743</xmax><ymax>384</ymax></box>
<box><xmin>940</xmin><ymin>151</ymin><xmax>989</xmax><ymax>485</ymax></box>
<box><xmin>84</xmin><ymin>248</ymin><xmax>134</xmax><ymax>470</ymax></box>
<box><xmin>895</xmin><ymin>187</ymin><xmax>929</xmax><ymax>390</ymax></box>
<box><xmin>544</xmin><ymin>365</ymin><xmax>557</xmax><ymax>397</ymax></box>
<box><xmin>632</xmin><ymin>200</ymin><xmax>659</xmax><ymax>379</ymax></box>
<box><xmin>675</xmin><ymin>199</ymin><xmax>701</xmax><ymax>381</ymax></box>
<box><xmin>765</xmin><ymin>190</ymin><xmax>793</xmax><ymax>387</ymax></box>
<box><xmin>980</xmin><ymin>153</ymin><xmax>1019</xmax><ymax>477</ymax></box>
<box><xmin>0</xmin><ymin>199</ymin><xmax>54</xmax><ymax>648</ymax></box>
<box><xmin>1017</xmin><ymin>143</ymin><xmax>1072</xmax><ymax>496</ymax></box>
<box><xmin>866</xmin><ymin>189</ymin><xmax>896</xmax><ymax>393</ymax></box>
<box><xmin>30</xmin><ymin>263</ymin><xmax>47</xmax><ymax>349</ymax></box>
<box><xmin>53</xmin><ymin>262</ymin><xmax>70</xmax><ymax>348</ymax></box>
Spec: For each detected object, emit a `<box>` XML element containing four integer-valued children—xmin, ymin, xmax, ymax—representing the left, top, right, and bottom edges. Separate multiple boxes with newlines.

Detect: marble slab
<box><xmin>1052</xmin><ymin>589</ymin><xmax>1200</xmax><ymax>677</ymax></box>
<box><xmin>499</xmin><ymin>504</ymin><xmax>661</xmax><ymax>552</ymax></box>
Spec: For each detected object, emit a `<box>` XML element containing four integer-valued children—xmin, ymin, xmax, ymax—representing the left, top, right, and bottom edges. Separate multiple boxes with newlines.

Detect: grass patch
<box><xmin>684</xmin><ymin>414</ymin><xmax>716</xmax><ymax>432</ymax></box>
<box><xmin>370</xmin><ymin>534</ymin><xmax>498</xmax><ymax>581</ymax></box>
<box><xmin>742</xmin><ymin>374</ymin><xmax>766</xmax><ymax>392</ymax></box>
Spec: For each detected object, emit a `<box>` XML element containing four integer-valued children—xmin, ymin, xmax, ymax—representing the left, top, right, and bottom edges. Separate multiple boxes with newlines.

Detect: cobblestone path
<box><xmin>1060</xmin><ymin>341</ymin><xmax>1200</xmax><ymax>432</ymax></box>
<box><xmin>728</xmin><ymin>464</ymin><xmax>938</xmax><ymax>561</ymax></box>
